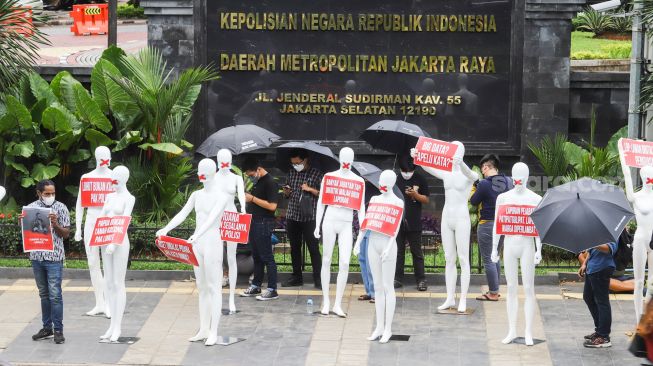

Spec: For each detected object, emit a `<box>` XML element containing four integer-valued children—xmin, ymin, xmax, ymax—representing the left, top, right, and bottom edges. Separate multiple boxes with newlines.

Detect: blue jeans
<box><xmin>250</xmin><ymin>216</ymin><xmax>278</xmax><ymax>291</ymax></box>
<box><xmin>358</xmin><ymin>232</ymin><xmax>374</xmax><ymax>297</ymax></box>
<box><xmin>584</xmin><ymin>267</ymin><xmax>614</xmax><ymax>337</ymax></box>
<box><xmin>478</xmin><ymin>221</ymin><xmax>501</xmax><ymax>293</ymax></box>
<box><xmin>31</xmin><ymin>260</ymin><xmax>63</xmax><ymax>332</ymax></box>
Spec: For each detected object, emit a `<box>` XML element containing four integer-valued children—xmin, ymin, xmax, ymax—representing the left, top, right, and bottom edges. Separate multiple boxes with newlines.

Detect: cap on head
<box><xmin>451</xmin><ymin>141</ymin><xmax>465</xmax><ymax>159</ymax></box>
<box><xmin>111</xmin><ymin>166</ymin><xmax>130</xmax><ymax>186</ymax></box>
<box><xmin>339</xmin><ymin>147</ymin><xmax>354</xmax><ymax>169</ymax></box>
<box><xmin>641</xmin><ymin>165</ymin><xmax>653</xmax><ymax>184</ymax></box>
<box><xmin>198</xmin><ymin>158</ymin><xmax>216</xmax><ymax>182</ymax></box>
<box><xmin>512</xmin><ymin>162</ymin><xmax>529</xmax><ymax>186</ymax></box>
<box><xmin>379</xmin><ymin>170</ymin><xmax>397</xmax><ymax>191</ymax></box>
<box><xmin>95</xmin><ymin>146</ymin><xmax>111</xmax><ymax>167</ymax></box>
<box><xmin>217</xmin><ymin>149</ymin><xmax>232</xmax><ymax>170</ymax></box>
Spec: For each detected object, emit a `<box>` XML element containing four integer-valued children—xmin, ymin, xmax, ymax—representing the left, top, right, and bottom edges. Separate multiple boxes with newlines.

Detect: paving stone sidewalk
<box><xmin>0</xmin><ymin>278</ymin><xmax>644</xmax><ymax>366</ymax></box>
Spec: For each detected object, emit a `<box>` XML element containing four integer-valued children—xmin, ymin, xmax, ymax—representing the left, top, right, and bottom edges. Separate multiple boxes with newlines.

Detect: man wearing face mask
<box><xmin>25</xmin><ymin>180</ymin><xmax>71</xmax><ymax>344</ymax></box>
<box><xmin>281</xmin><ymin>149</ymin><xmax>323</xmax><ymax>288</ymax></box>
<box><xmin>395</xmin><ymin>156</ymin><xmax>430</xmax><ymax>291</ymax></box>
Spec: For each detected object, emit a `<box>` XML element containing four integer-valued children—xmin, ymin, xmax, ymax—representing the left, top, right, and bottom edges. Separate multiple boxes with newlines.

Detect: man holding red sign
<box><xmin>24</xmin><ymin>180</ymin><xmax>70</xmax><ymax>345</ymax></box>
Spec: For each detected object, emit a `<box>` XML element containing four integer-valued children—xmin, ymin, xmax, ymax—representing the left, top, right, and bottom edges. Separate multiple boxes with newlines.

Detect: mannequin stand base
<box><xmin>189</xmin><ymin>337</ymin><xmax>246</xmax><ymax>346</ymax></box>
<box><xmin>389</xmin><ymin>335</ymin><xmax>410</xmax><ymax>342</ymax></box>
<box><xmin>510</xmin><ymin>337</ymin><xmax>545</xmax><ymax>346</ymax></box>
<box><xmin>437</xmin><ymin>307</ymin><xmax>475</xmax><ymax>315</ymax></box>
<box><xmin>315</xmin><ymin>311</ymin><xmax>346</xmax><ymax>318</ymax></box>
<box><xmin>99</xmin><ymin>337</ymin><xmax>139</xmax><ymax>344</ymax></box>
<box><xmin>82</xmin><ymin>313</ymin><xmax>110</xmax><ymax>318</ymax></box>
<box><xmin>221</xmin><ymin>309</ymin><xmax>240</xmax><ymax>315</ymax></box>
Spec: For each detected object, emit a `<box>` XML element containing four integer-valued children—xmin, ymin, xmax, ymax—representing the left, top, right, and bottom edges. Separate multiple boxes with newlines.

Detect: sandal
<box><xmin>358</xmin><ymin>294</ymin><xmax>372</xmax><ymax>301</ymax></box>
<box><xmin>475</xmin><ymin>292</ymin><xmax>499</xmax><ymax>301</ymax></box>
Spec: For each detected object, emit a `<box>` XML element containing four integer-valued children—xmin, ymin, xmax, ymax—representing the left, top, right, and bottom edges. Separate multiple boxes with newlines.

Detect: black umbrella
<box><xmin>360</xmin><ymin>120</ymin><xmax>431</xmax><ymax>154</ymax></box>
<box><xmin>530</xmin><ymin>178</ymin><xmax>634</xmax><ymax>254</ymax></box>
<box><xmin>275</xmin><ymin>141</ymin><xmax>339</xmax><ymax>173</ymax></box>
<box><xmin>351</xmin><ymin>161</ymin><xmax>403</xmax><ymax>199</ymax></box>
<box><xmin>196</xmin><ymin>124</ymin><xmax>280</xmax><ymax>156</ymax></box>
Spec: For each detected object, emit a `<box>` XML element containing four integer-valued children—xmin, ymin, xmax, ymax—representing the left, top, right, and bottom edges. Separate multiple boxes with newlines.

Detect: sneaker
<box><xmin>584</xmin><ymin>335</ymin><xmax>611</xmax><ymax>348</ymax></box>
<box><xmin>32</xmin><ymin>328</ymin><xmax>53</xmax><ymax>341</ymax></box>
<box><xmin>240</xmin><ymin>286</ymin><xmax>261</xmax><ymax>297</ymax></box>
<box><xmin>394</xmin><ymin>280</ymin><xmax>403</xmax><ymax>289</ymax></box>
<box><xmin>584</xmin><ymin>332</ymin><xmax>598</xmax><ymax>340</ymax></box>
<box><xmin>314</xmin><ymin>281</ymin><xmax>322</xmax><ymax>290</ymax></box>
<box><xmin>53</xmin><ymin>331</ymin><xmax>65</xmax><ymax>344</ymax></box>
<box><xmin>282</xmin><ymin>277</ymin><xmax>303</xmax><ymax>287</ymax></box>
<box><xmin>256</xmin><ymin>289</ymin><xmax>279</xmax><ymax>301</ymax></box>
<box><xmin>222</xmin><ymin>276</ymin><xmax>229</xmax><ymax>288</ymax></box>
<box><xmin>417</xmin><ymin>281</ymin><xmax>428</xmax><ymax>291</ymax></box>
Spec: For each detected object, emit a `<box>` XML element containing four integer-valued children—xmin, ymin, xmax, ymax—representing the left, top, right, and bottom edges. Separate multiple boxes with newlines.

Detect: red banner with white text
<box><xmin>360</xmin><ymin>203</ymin><xmax>403</xmax><ymax>237</ymax></box>
<box><xmin>496</xmin><ymin>205</ymin><xmax>538</xmax><ymax>237</ymax></box>
<box><xmin>320</xmin><ymin>174</ymin><xmax>364</xmax><ymax>210</ymax></box>
<box><xmin>89</xmin><ymin>216</ymin><xmax>131</xmax><ymax>246</ymax></box>
<box><xmin>220</xmin><ymin>211</ymin><xmax>252</xmax><ymax>244</ymax></box>
<box><xmin>413</xmin><ymin>137</ymin><xmax>458</xmax><ymax>172</ymax></box>
<box><xmin>80</xmin><ymin>177</ymin><xmax>114</xmax><ymax>207</ymax></box>
<box><xmin>618</xmin><ymin>138</ymin><xmax>653</xmax><ymax>168</ymax></box>
<box><xmin>155</xmin><ymin>236</ymin><xmax>199</xmax><ymax>266</ymax></box>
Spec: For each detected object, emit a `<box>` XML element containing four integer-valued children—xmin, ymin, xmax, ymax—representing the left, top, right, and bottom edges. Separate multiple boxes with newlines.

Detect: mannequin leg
<box><xmin>454</xmin><ymin>221</ymin><xmax>471</xmax><ymax>313</ymax></box>
<box><xmin>188</xmin><ymin>248</ymin><xmax>210</xmax><ymax>342</ymax></box>
<box><xmin>645</xmin><ymin>248</ymin><xmax>653</xmax><ymax>304</ymax></box>
<box><xmin>99</xmin><ymin>248</ymin><xmax>114</xmax><ymax>340</ymax></box>
<box><xmin>502</xmin><ymin>244</ymin><xmax>519</xmax><ymax>344</ymax></box>
<box><xmin>108</xmin><ymin>242</ymin><xmax>129</xmax><ymax>342</ymax></box>
<box><xmin>333</xmin><ymin>223</ymin><xmax>353</xmax><ymax>317</ymax></box>
<box><xmin>520</xmin><ymin>243</ymin><xmax>536</xmax><ymax>346</ymax></box>
<box><xmin>226</xmin><ymin>241</ymin><xmax>238</xmax><ymax>313</ymax></box>
<box><xmin>380</xmin><ymin>240</ymin><xmax>397</xmax><ymax>343</ymax></box>
<box><xmin>84</xmin><ymin>218</ymin><xmax>107</xmax><ymax>316</ymax></box>
<box><xmin>320</xmin><ymin>222</ymin><xmax>337</xmax><ymax>315</ymax></box>
<box><xmin>367</xmin><ymin>240</ymin><xmax>384</xmax><ymax>341</ymax></box>
<box><xmin>203</xmin><ymin>241</ymin><xmax>223</xmax><ymax>346</ymax></box>
<box><xmin>633</xmin><ymin>237</ymin><xmax>647</xmax><ymax>323</ymax></box>
<box><xmin>438</xmin><ymin>222</ymin><xmax>457</xmax><ymax>310</ymax></box>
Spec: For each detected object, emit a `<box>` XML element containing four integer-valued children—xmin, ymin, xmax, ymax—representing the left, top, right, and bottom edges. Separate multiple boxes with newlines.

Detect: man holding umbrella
<box><xmin>281</xmin><ymin>148</ymin><xmax>323</xmax><ymax>288</ymax></box>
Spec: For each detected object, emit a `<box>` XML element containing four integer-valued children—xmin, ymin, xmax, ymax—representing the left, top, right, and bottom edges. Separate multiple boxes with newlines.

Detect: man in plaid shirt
<box><xmin>282</xmin><ymin>149</ymin><xmax>323</xmax><ymax>288</ymax></box>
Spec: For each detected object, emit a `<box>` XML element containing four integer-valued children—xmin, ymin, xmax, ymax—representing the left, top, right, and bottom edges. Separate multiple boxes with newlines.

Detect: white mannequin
<box><xmin>354</xmin><ymin>170</ymin><xmax>404</xmax><ymax>343</ymax></box>
<box><xmin>0</xmin><ymin>185</ymin><xmax>5</xmax><ymax>202</ymax></box>
<box><xmin>411</xmin><ymin>141</ymin><xmax>478</xmax><ymax>312</ymax></box>
<box><xmin>99</xmin><ymin>166</ymin><xmax>135</xmax><ymax>342</ymax></box>
<box><xmin>156</xmin><ymin>159</ymin><xmax>230</xmax><ymax>346</ymax></box>
<box><xmin>620</xmin><ymin>155</ymin><xmax>653</xmax><ymax>323</ymax></box>
<box><xmin>75</xmin><ymin>146</ymin><xmax>112</xmax><ymax>316</ymax></box>
<box><xmin>215</xmin><ymin>149</ymin><xmax>246</xmax><ymax>314</ymax></box>
<box><xmin>490</xmin><ymin>162</ymin><xmax>542</xmax><ymax>346</ymax></box>
<box><xmin>314</xmin><ymin>147</ymin><xmax>366</xmax><ymax>317</ymax></box>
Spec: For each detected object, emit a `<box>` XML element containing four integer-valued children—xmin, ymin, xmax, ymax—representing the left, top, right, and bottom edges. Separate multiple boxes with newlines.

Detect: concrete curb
<box><xmin>0</xmin><ymin>267</ymin><xmax>566</xmax><ymax>285</ymax></box>
<box><xmin>40</xmin><ymin>19</ymin><xmax>147</xmax><ymax>26</ymax></box>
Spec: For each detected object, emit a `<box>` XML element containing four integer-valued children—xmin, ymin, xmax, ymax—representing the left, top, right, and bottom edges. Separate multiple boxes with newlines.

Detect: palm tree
<box><xmin>640</xmin><ymin>0</ymin><xmax>653</xmax><ymax>114</ymax></box>
<box><xmin>0</xmin><ymin>0</ymin><xmax>50</xmax><ymax>94</ymax></box>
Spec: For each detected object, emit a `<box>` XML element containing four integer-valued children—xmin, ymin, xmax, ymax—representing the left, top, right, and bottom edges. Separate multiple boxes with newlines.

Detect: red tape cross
<box><xmin>647</xmin><ymin>178</ymin><xmax>653</xmax><ymax>185</ymax></box>
<box><xmin>111</xmin><ymin>179</ymin><xmax>118</xmax><ymax>185</ymax></box>
<box><xmin>342</xmin><ymin>163</ymin><xmax>351</xmax><ymax>169</ymax></box>
<box><xmin>100</xmin><ymin>159</ymin><xmax>110</xmax><ymax>166</ymax></box>
<box><xmin>514</xmin><ymin>179</ymin><xmax>522</xmax><ymax>185</ymax></box>
<box><xmin>198</xmin><ymin>174</ymin><xmax>206</xmax><ymax>181</ymax></box>
<box><xmin>379</xmin><ymin>185</ymin><xmax>388</xmax><ymax>192</ymax></box>
<box><xmin>220</xmin><ymin>162</ymin><xmax>230</xmax><ymax>169</ymax></box>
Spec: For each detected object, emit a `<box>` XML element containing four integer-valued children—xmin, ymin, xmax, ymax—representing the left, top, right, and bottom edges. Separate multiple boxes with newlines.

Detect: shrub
<box><xmin>117</xmin><ymin>4</ymin><xmax>144</xmax><ymax>19</ymax></box>
<box><xmin>575</xmin><ymin>8</ymin><xmax>614</xmax><ymax>36</ymax></box>
<box><xmin>571</xmin><ymin>51</ymin><xmax>606</xmax><ymax>60</ymax></box>
<box><xmin>601</xmin><ymin>43</ymin><xmax>631</xmax><ymax>59</ymax></box>
<box><xmin>610</xmin><ymin>15</ymin><xmax>633</xmax><ymax>34</ymax></box>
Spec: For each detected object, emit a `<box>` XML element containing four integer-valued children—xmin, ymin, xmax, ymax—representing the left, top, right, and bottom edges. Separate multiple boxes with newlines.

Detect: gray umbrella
<box><xmin>352</xmin><ymin>161</ymin><xmax>403</xmax><ymax>199</ymax></box>
<box><xmin>360</xmin><ymin>120</ymin><xmax>431</xmax><ymax>154</ymax></box>
<box><xmin>275</xmin><ymin>141</ymin><xmax>339</xmax><ymax>173</ymax></box>
<box><xmin>530</xmin><ymin>177</ymin><xmax>634</xmax><ymax>254</ymax></box>
<box><xmin>196</xmin><ymin>124</ymin><xmax>280</xmax><ymax>156</ymax></box>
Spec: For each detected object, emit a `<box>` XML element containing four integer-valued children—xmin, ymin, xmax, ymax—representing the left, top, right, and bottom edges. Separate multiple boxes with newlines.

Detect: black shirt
<box><xmin>247</xmin><ymin>173</ymin><xmax>279</xmax><ymax>218</ymax></box>
<box><xmin>397</xmin><ymin>172</ymin><xmax>430</xmax><ymax>231</ymax></box>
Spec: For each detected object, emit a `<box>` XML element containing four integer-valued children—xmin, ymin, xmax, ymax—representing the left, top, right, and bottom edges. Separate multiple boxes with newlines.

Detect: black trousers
<box><xmin>395</xmin><ymin>228</ymin><xmax>425</xmax><ymax>283</ymax></box>
<box><xmin>583</xmin><ymin>267</ymin><xmax>614</xmax><ymax>337</ymax></box>
<box><xmin>286</xmin><ymin>219</ymin><xmax>322</xmax><ymax>283</ymax></box>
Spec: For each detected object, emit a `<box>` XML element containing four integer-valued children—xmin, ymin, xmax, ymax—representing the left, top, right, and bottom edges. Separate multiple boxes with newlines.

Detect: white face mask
<box><xmin>41</xmin><ymin>196</ymin><xmax>55</xmax><ymax>206</ymax></box>
<box><xmin>401</xmin><ymin>171</ymin><xmax>414</xmax><ymax>180</ymax></box>
<box><xmin>293</xmin><ymin>163</ymin><xmax>305</xmax><ymax>172</ymax></box>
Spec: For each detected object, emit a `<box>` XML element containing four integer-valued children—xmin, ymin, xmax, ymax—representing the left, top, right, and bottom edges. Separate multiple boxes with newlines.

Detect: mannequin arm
<box><xmin>619</xmin><ymin>153</ymin><xmax>636</xmax><ymax>203</ymax></box>
<box><xmin>353</xmin><ymin>229</ymin><xmax>364</xmax><ymax>256</ymax></box>
<box><xmin>236</xmin><ymin>176</ymin><xmax>246</xmax><ymax>214</ymax></box>
<box><xmin>314</xmin><ymin>177</ymin><xmax>327</xmax><ymax>238</ymax></box>
<box><xmin>356</xmin><ymin>184</ymin><xmax>366</xmax><ymax>225</ymax></box>
<box><xmin>491</xmin><ymin>204</ymin><xmax>501</xmax><ymax>263</ymax></box>
<box><xmin>74</xmin><ymin>185</ymin><xmax>84</xmax><ymax>241</ymax></box>
<box><xmin>534</xmin><ymin>237</ymin><xmax>542</xmax><ymax>265</ymax></box>
<box><xmin>190</xmin><ymin>197</ymin><xmax>228</xmax><ymax>243</ymax></box>
<box><xmin>381</xmin><ymin>234</ymin><xmax>396</xmax><ymax>262</ymax></box>
<box><xmin>156</xmin><ymin>193</ymin><xmax>196</xmax><ymax>237</ymax></box>
<box><xmin>459</xmin><ymin>160</ymin><xmax>479</xmax><ymax>182</ymax></box>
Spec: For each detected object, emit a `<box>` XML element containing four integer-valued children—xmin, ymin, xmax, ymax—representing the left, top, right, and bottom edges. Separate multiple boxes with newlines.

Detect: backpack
<box><xmin>614</xmin><ymin>229</ymin><xmax>634</xmax><ymax>272</ymax></box>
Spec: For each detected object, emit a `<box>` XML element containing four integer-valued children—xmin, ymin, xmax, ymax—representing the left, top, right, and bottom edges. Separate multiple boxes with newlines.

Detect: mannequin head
<box><xmin>339</xmin><ymin>147</ymin><xmax>354</xmax><ymax>171</ymax></box>
<box><xmin>641</xmin><ymin>166</ymin><xmax>653</xmax><ymax>189</ymax></box>
<box><xmin>378</xmin><ymin>170</ymin><xmax>397</xmax><ymax>195</ymax></box>
<box><xmin>95</xmin><ymin>146</ymin><xmax>111</xmax><ymax>169</ymax></box>
<box><xmin>217</xmin><ymin>149</ymin><xmax>232</xmax><ymax>172</ymax></box>
<box><xmin>451</xmin><ymin>141</ymin><xmax>465</xmax><ymax>159</ymax></box>
<box><xmin>111</xmin><ymin>166</ymin><xmax>130</xmax><ymax>189</ymax></box>
<box><xmin>512</xmin><ymin>162</ymin><xmax>529</xmax><ymax>190</ymax></box>
<box><xmin>198</xmin><ymin>158</ymin><xmax>217</xmax><ymax>184</ymax></box>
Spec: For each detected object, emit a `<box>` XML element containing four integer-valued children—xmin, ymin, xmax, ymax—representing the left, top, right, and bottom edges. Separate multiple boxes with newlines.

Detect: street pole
<box><xmin>108</xmin><ymin>0</ymin><xmax>117</xmax><ymax>47</ymax></box>
<box><xmin>627</xmin><ymin>1</ymin><xmax>645</xmax><ymax>184</ymax></box>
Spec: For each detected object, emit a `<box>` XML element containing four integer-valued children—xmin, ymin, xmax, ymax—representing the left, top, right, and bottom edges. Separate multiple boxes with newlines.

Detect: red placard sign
<box><xmin>220</xmin><ymin>211</ymin><xmax>252</xmax><ymax>244</ymax></box>
<box><xmin>320</xmin><ymin>174</ymin><xmax>364</xmax><ymax>210</ymax></box>
<box><xmin>618</xmin><ymin>138</ymin><xmax>653</xmax><ymax>168</ymax></box>
<box><xmin>22</xmin><ymin>207</ymin><xmax>54</xmax><ymax>252</ymax></box>
<box><xmin>89</xmin><ymin>216</ymin><xmax>131</xmax><ymax>246</ymax></box>
<box><xmin>496</xmin><ymin>205</ymin><xmax>539</xmax><ymax>237</ymax></box>
<box><xmin>413</xmin><ymin>137</ymin><xmax>458</xmax><ymax>172</ymax></box>
<box><xmin>360</xmin><ymin>203</ymin><xmax>403</xmax><ymax>237</ymax></box>
<box><xmin>80</xmin><ymin>177</ymin><xmax>114</xmax><ymax>207</ymax></box>
<box><xmin>155</xmin><ymin>236</ymin><xmax>199</xmax><ymax>266</ymax></box>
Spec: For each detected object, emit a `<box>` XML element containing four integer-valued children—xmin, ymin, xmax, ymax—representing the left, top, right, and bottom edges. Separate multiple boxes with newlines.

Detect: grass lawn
<box><xmin>571</xmin><ymin>31</ymin><xmax>631</xmax><ymax>60</ymax></box>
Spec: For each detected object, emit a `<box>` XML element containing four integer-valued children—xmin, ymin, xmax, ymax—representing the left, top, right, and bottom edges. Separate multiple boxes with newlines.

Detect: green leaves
<box><xmin>42</xmin><ymin>106</ymin><xmax>74</xmax><ymax>133</ymax></box>
<box><xmin>57</xmin><ymin>73</ymin><xmax>83</xmax><ymax>112</ymax></box>
<box><xmin>85</xmin><ymin>129</ymin><xmax>114</xmax><ymax>151</ymax></box>
<box><xmin>0</xmin><ymin>95</ymin><xmax>32</xmax><ymax>132</ymax></box>
<box><xmin>139</xmin><ymin>142</ymin><xmax>183</xmax><ymax>155</ymax></box>
<box><xmin>28</xmin><ymin>73</ymin><xmax>58</xmax><ymax>106</ymax></box>
<box><xmin>92</xmin><ymin>59</ymin><xmax>140</xmax><ymax>126</ymax></box>
<box><xmin>30</xmin><ymin>163</ymin><xmax>61</xmax><ymax>182</ymax></box>
<box><xmin>114</xmin><ymin>130</ymin><xmax>142</xmax><ymax>152</ymax></box>
<box><xmin>73</xmin><ymin>83</ymin><xmax>112</xmax><ymax>133</ymax></box>
<box><xmin>9</xmin><ymin>141</ymin><xmax>34</xmax><ymax>158</ymax></box>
